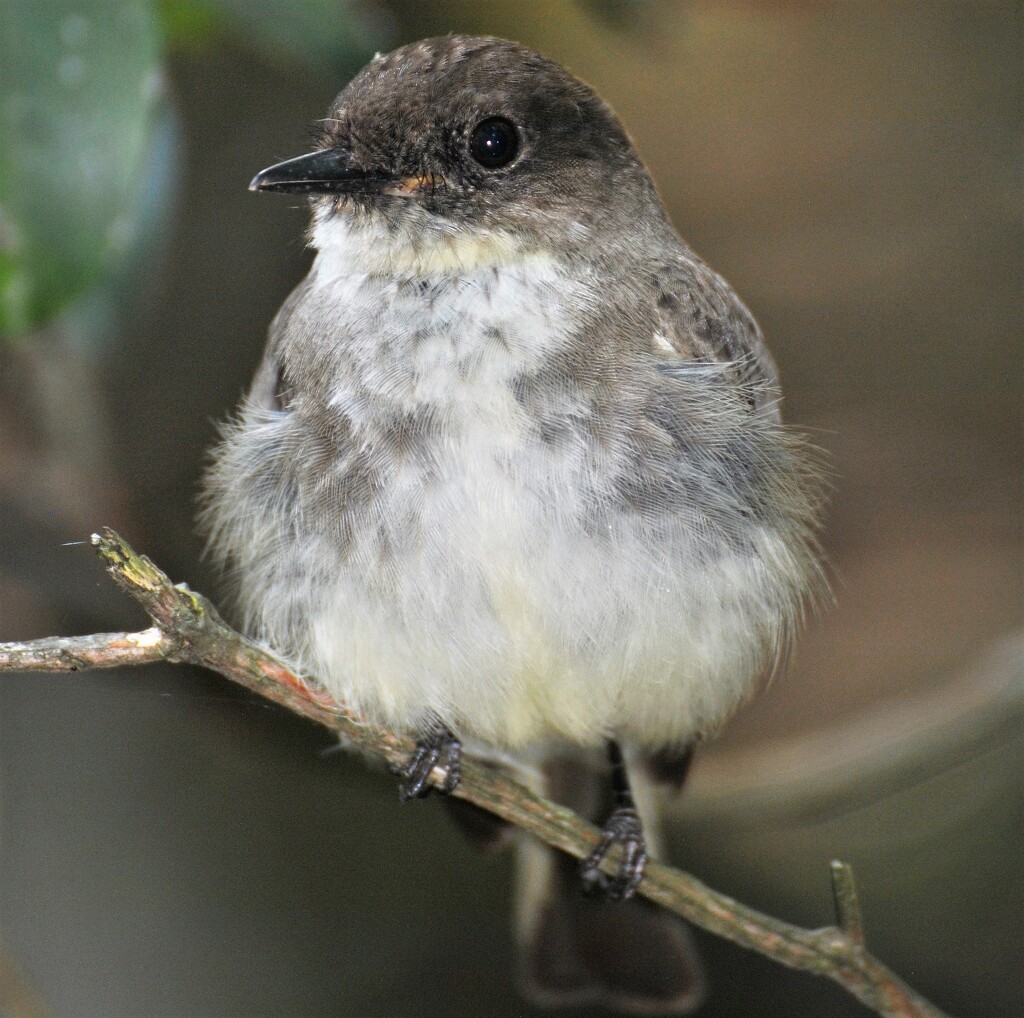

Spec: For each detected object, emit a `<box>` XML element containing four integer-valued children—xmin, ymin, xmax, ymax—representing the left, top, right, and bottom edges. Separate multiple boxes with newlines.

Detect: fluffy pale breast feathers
<box><xmin>202</xmin><ymin>215</ymin><xmax>825</xmax><ymax>752</ymax></box>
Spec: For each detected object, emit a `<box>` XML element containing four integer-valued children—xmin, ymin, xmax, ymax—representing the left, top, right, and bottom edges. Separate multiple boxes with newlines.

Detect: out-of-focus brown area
<box><xmin>1</xmin><ymin>3</ymin><xmax>1020</xmax><ymax>1016</ymax></box>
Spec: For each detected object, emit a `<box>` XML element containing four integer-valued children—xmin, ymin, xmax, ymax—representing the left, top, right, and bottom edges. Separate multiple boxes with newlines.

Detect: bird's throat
<box><xmin>311</xmin><ymin>210</ymin><xmax>544</xmax><ymax>277</ymax></box>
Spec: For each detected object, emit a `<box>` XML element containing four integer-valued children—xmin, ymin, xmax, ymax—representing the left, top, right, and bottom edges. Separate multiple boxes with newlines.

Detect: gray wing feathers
<box><xmin>652</xmin><ymin>255</ymin><xmax>780</xmax><ymax>419</ymax></box>
<box><xmin>247</xmin><ymin>278</ymin><xmax>313</xmax><ymax>412</ymax></box>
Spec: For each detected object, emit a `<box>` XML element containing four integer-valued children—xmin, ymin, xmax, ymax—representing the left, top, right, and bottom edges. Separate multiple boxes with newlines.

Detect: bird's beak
<box><xmin>249</xmin><ymin>147</ymin><xmax>386</xmax><ymax>195</ymax></box>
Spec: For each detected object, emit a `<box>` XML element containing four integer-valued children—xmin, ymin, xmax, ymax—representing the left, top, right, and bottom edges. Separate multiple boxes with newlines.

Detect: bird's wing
<box><xmin>246</xmin><ymin>277</ymin><xmax>313</xmax><ymax>412</ymax></box>
<box><xmin>651</xmin><ymin>253</ymin><xmax>780</xmax><ymax>419</ymax></box>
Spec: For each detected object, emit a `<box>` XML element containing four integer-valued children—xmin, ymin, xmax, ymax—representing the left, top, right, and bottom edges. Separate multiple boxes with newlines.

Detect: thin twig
<box><xmin>832</xmin><ymin>859</ymin><xmax>867</xmax><ymax>948</ymax></box>
<box><xmin>0</xmin><ymin>528</ymin><xmax>949</xmax><ymax>1018</ymax></box>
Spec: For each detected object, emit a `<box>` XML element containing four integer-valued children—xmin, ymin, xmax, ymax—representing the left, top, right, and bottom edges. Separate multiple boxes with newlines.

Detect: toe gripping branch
<box><xmin>580</xmin><ymin>741</ymin><xmax>648</xmax><ymax>900</ymax></box>
<box><xmin>397</xmin><ymin>726</ymin><xmax>462</xmax><ymax>801</ymax></box>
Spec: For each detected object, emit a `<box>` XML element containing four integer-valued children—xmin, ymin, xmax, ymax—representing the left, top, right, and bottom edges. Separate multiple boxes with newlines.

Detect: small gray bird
<box><xmin>202</xmin><ymin>35</ymin><xmax>825</xmax><ymax>1014</ymax></box>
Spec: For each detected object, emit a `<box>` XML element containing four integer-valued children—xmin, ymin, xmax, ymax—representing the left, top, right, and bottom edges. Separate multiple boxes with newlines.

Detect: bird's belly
<box><xmin>303</xmin><ymin>458</ymin><xmax>588</xmax><ymax>742</ymax></box>
<box><xmin>298</xmin><ymin>450</ymin><xmax>773</xmax><ymax>750</ymax></box>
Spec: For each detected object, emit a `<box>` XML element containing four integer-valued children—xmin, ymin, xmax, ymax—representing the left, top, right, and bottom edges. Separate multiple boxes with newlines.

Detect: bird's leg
<box><xmin>580</xmin><ymin>740</ymin><xmax>648</xmax><ymax>900</ymax></box>
<box><xmin>395</xmin><ymin>723</ymin><xmax>462</xmax><ymax>801</ymax></box>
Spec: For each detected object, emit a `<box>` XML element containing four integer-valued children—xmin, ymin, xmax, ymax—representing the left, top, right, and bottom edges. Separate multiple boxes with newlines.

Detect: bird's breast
<box><xmin>300</xmin><ymin>246</ymin><xmax>589</xmax><ymax>418</ymax></box>
<box><xmin>254</xmin><ymin>241</ymin><xmax>787</xmax><ymax>748</ymax></box>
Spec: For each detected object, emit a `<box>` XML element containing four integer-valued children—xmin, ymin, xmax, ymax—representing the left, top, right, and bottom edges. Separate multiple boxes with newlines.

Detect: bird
<box><xmin>201</xmin><ymin>34</ymin><xmax>826</xmax><ymax>1014</ymax></box>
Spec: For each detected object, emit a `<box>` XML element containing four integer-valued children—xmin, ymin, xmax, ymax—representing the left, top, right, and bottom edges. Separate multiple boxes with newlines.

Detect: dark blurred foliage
<box><xmin>1</xmin><ymin>2</ymin><xmax>1021</xmax><ymax>1016</ymax></box>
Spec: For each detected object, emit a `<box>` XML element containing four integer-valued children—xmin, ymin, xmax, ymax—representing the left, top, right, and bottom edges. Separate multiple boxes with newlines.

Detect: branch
<box><xmin>0</xmin><ymin>529</ymin><xmax>948</xmax><ymax>1018</ymax></box>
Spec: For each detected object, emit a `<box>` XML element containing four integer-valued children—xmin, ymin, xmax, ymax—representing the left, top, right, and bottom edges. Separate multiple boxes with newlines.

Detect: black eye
<box><xmin>469</xmin><ymin>117</ymin><xmax>519</xmax><ymax>169</ymax></box>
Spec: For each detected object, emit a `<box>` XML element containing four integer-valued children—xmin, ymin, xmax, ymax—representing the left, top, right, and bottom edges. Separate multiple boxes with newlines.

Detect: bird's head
<box><xmin>250</xmin><ymin>35</ymin><xmax>666</xmax><ymax>274</ymax></box>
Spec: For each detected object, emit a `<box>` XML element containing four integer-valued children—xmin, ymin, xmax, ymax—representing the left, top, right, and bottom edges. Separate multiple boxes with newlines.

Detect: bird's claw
<box><xmin>396</xmin><ymin>728</ymin><xmax>462</xmax><ymax>801</ymax></box>
<box><xmin>580</xmin><ymin>805</ymin><xmax>647</xmax><ymax>900</ymax></box>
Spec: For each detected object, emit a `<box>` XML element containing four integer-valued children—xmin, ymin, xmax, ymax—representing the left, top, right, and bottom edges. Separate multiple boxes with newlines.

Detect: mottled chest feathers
<box><xmin>290</xmin><ymin>237</ymin><xmax>597</xmax><ymax>423</ymax></box>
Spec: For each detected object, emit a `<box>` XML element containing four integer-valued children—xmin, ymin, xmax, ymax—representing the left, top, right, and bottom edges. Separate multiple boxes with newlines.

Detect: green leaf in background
<box><xmin>201</xmin><ymin>0</ymin><xmax>382</xmax><ymax>80</ymax></box>
<box><xmin>160</xmin><ymin>0</ymin><xmax>225</xmax><ymax>51</ymax></box>
<box><xmin>0</xmin><ymin>0</ymin><xmax>165</xmax><ymax>340</ymax></box>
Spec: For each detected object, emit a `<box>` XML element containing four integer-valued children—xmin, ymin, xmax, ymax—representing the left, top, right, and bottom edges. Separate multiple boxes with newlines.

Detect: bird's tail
<box><xmin>515</xmin><ymin>754</ymin><xmax>706</xmax><ymax>1014</ymax></box>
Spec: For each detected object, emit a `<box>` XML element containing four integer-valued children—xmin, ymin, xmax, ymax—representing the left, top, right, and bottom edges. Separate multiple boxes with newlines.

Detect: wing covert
<box><xmin>651</xmin><ymin>254</ymin><xmax>780</xmax><ymax>418</ymax></box>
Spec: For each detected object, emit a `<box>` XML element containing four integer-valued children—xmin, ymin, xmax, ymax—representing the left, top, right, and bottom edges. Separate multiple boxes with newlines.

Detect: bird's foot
<box><xmin>395</xmin><ymin>727</ymin><xmax>462</xmax><ymax>801</ymax></box>
<box><xmin>580</xmin><ymin>805</ymin><xmax>648</xmax><ymax>900</ymax></box>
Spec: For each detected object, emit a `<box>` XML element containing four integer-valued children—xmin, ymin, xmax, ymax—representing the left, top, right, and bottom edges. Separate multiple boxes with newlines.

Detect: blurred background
<box><xmin>1</xmin><ymin>2</ymin><xmax>1020</xmax><ymax>1016</ymax></box>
